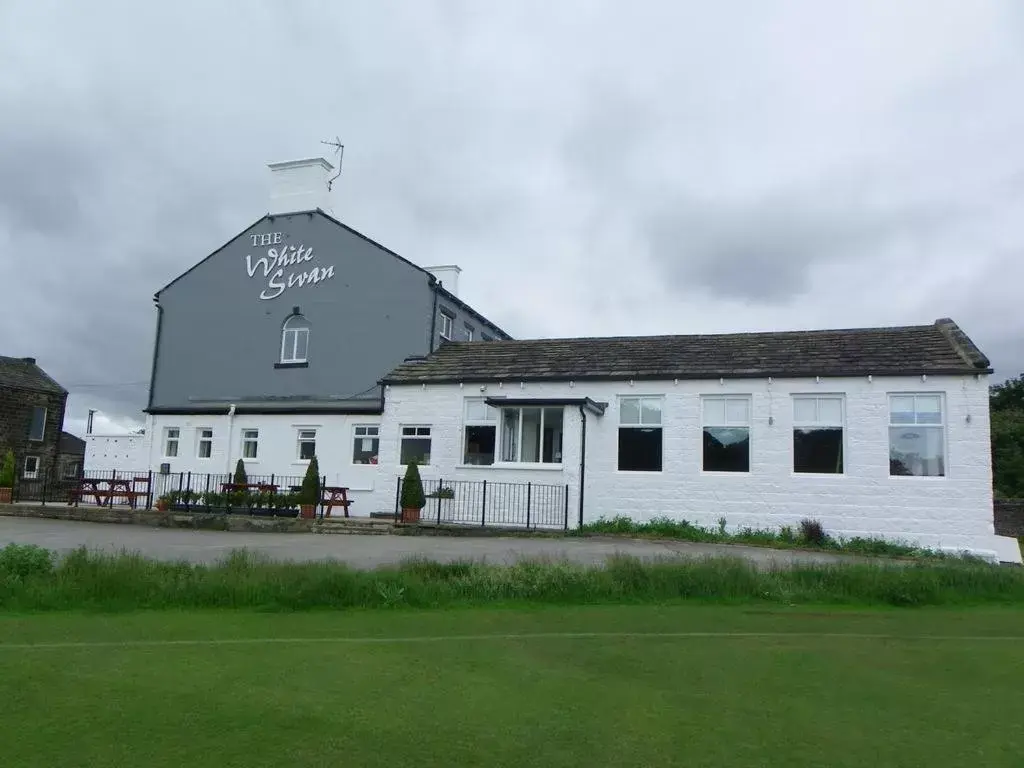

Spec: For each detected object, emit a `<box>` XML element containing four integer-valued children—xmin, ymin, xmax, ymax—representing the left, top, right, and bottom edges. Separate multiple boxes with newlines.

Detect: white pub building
<box><xmin>87</xmin><ymin>157</ymin><xmax>1020</xmax><ymax>563</ymax></box>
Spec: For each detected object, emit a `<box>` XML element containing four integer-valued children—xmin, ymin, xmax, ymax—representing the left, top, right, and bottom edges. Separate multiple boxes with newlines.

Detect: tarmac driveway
<box><xmin>0</xmin><ymin>516</ymin><xmax>876</xmax><ymax>570</ymax></box>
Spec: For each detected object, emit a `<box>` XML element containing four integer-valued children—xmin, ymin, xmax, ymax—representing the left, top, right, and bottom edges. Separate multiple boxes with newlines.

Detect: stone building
<box><xmin>0</xmin><ymin>356</ymin><xmax>68</xmax><ymax>483</ymax></box>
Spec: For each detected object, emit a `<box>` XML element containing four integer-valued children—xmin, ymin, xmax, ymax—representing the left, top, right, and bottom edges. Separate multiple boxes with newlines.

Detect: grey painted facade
<box><xmin>147</xmin><ymin>210</ymin><xmax>509</xmax><ymax>414</ymax></box>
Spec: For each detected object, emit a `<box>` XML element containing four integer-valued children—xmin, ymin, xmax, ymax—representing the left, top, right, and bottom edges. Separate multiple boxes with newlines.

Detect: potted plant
<box><xmin>399</xmin><ymin>460</ymin><xmax>426</xmax><ymax>523</ymax></box>
<box><xmin>0</xmin><ymin>449</ymin><xmax>16</xmax><ymax>503</ymax></box>
<box><xmin>233</xmin><ymin>458</ymin><xmax>248</xmax><ymax>485</ymax></box>
<box><xmin>298</xmin><ymin>456</ymin><xmax>320</xmax><ymax>519</ymax></box>
<box><xmin>155</xmin><ymin>493</ymin><xmax>172</xmax><ymax>512</ymax></box>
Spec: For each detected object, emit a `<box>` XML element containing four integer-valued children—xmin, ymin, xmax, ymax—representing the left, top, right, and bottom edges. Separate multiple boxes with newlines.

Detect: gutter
<box><xmin>225</xmin><ymin>403</ymin><xmax>236</xmax><ymax>474</ymax></box>
<box><xmin>146</xmin><ymin>297</ymin><xmax>164</xmax><ymax>411</ymax></box>
<box><xmin>577</xmin><ymin>404</ymin><xmax>587</xmax><ymax>529</ymax></box>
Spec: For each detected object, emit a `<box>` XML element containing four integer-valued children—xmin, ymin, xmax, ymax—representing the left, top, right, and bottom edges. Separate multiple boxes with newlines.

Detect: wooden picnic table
<box><xmin>69</xmin><ymin>477</ymin><xmax>149</xmax><ymax>508</ymax></box>
<box><xmin>286</xmin><ymin>485</ymin><xmax>354</xmax><ymax>517</ymax></box>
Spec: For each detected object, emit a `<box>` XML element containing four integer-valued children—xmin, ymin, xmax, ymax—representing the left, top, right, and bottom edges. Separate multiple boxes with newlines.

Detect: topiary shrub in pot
<box><xmin>0</xmin><ymin>450</ymin><xmax>15</xmax><ymax>504</ymax></box>
<box><xmin>400</xmin><ymin>460</ymin><xmax>426</xmax><ymax>523</ymax></box>
<box><xmin>298</xmin><ymin>456</ymin><xmax>320</xmax><ymax>519</ymax></box>
<box><xmin>233</xmin><ymin>458</ymin><xmax>248</xmax><ymax>485</ymax></box>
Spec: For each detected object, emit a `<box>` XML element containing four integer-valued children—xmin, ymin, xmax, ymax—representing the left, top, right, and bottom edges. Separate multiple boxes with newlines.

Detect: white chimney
<box><xmin>425</xmin><ymin>264</ymin><xmax>462</xmax><ymax>297</ymax></box>
<box><xmin>267</xmin><ymin>157</ymin><xmax>334</xmax><ymax>215</ymax></box>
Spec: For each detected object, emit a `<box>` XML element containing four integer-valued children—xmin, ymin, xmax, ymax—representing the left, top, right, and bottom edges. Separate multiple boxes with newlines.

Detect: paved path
<box><xmin>0</xmin><ymin>517</ymin><xmax>876</xmax><ymax>569</ymax></box>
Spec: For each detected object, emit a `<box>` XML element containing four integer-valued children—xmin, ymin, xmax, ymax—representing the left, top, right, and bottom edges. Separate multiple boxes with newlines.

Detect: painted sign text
<box><xmin>244</xmin><ymin>232</ymin><xmax>335</xmax><ymax>300</ymax></box>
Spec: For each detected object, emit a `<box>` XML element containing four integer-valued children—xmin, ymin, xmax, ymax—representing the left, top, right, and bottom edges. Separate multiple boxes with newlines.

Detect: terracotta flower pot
<box><xmin>0</xmin><ymin>487</ymin><xmax>12</xmax><ymax>504</ymax></box>
<box><xmin>401</xmin><ymin>506</ymin><xmax>421</xmax><ymax>523</ymax></box>
<box><xmin>300</xmin><ymin>504</ymin><xmax>316</xmax><ymax>519</ymax></box>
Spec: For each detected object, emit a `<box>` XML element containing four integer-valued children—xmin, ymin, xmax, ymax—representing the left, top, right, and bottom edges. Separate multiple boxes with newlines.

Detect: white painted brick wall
<box><xmin>372</xmin><ymin>374</ymin><xmax>1020</xmax><ymax>562</ymax></box>
<box><xmin>146</xmin><ymin>413</ymin><xmax>382</xmax><ymax>505</ymax></box>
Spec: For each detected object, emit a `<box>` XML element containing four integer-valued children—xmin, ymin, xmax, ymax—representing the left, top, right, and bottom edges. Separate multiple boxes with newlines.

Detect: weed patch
<box><xmin>0</xmin><ymin>544</ymin><xmax>1021</xmax><ymax>612</ymax></box>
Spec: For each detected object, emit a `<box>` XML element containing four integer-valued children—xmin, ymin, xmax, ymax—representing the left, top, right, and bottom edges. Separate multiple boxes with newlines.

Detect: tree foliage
<box><xmin>991</xmin><ymin>374</ymin><xmax>1024</xmax><ymax>499</ymax></box>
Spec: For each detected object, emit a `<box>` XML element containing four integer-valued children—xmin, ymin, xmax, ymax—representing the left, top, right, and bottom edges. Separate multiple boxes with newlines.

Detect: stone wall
<box><xmin>0</xmin><ymin>503</ymin><xmax>315</xmax><ymax>533</ymax></box>
<box><xmin>994</xmin><ymin>499</ymin><xmax>1024</xmax><ymax>538</ymax></box>
<box><xmin>0</xmin><ymin>385</ymin><xmax>67</xmax><ymax>483</ymax></box>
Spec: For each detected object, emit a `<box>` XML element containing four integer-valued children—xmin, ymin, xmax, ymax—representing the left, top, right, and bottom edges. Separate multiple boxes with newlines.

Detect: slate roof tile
<box><xmin>381</xmin><ymin>318</ymin><xmax>991</xmax><ymax>384</ymax></box>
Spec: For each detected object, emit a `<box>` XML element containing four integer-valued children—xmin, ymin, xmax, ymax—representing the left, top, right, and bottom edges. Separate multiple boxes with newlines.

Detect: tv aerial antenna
<box><xmin>320</xmin><ymin>136</ymin><xmax>344</xmax><ymax>190</ymax></box>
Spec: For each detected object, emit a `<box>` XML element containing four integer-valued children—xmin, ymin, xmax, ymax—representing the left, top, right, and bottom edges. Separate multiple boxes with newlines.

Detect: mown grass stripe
<box><xmin>3</xmin><ymin>631</ymin><xmax>1024</xmax><ymax>650</ymax></box>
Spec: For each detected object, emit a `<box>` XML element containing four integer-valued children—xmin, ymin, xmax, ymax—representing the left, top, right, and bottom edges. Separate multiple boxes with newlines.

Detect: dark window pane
<box><xmin>703</xmin><ymin>427</ymin><xmax>749</xmax><ymax>472</ymax></box>
<box><xmin>793</xmin><ymin>428</ymin><xmax>844</xmax><ymax>473</ymax></box>
<box><xmin>299</xmin><ymin>440</ymin><xmax>316</xmax><ymax>460</ymax></box>
<box><xmin>401</xmin><ymin>437</ymin><xmax>431</xmax><ymax>465</ymax></box>
<box><xmin>464</xmin><ymin>426</ymin><xmax>495</xmax><ymax>465</ymax></box>
<box><xmin>889</xmin><ymin>426</ymin><xmax>944</xmax><ymax>476</ymax></box>
<box><xmin>352</xmin><ymin>437</ymin><xmax>380</xmax><ymax>464</ymax></box>
<box><xmin>29</xmin><ymin>407</ymin><xmax>45</xmax><ymax>440</ymax></box>
<box><xmin>618</xmin><ymin>428</ymin><xmax>662</xmax><ymax>471</ymax></box>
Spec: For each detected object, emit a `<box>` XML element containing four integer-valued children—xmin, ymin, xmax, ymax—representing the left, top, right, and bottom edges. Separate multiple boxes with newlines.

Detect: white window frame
<box><xmin>163</xmin><ymin>427</ymin><xmax>180</xmax><ymax>458</ymax></box>
<box><xmin>241</xmin><ymin>429</ymin><xmax>259</xmax><ymax>460</ymax></box>
<box><xmin>196</xmin><ymin>428</ymin><xmax>213</xmax><ymax>459</ymax></box>
<box><xmin>352</xmin><ymin>424</ymin><xmax>380</xmax><ymax>465</ymax></box>
<box><xmin>700</xmin><ymin>395</ymin><xmax>752</xmax><ymax>473</ymax></box>
<box><xmin>791</xmin><ymin>394</ymin><xmax>846</xmax><ymax>475</ymax></box>
<box><xmin>400</xmin><ymin>425</ymin><xmax>433</xmax><ymax>466</ymax></box>
<box><xmin>497</xmin><ymin>406</ymin><xmax>564</xmax><ymax>465</ymax></box>
<box><xmin>296</xmin><ymin>428</ymin><xmax>317</xmax><ymax>462</ymax></box>
<box><xmin>23</xmin><ymin>456</ymin><xmax>39</xmax><ymax>479</ymax></box>
<box><xmin>617</xmin><ymin>395</ymin><xmax>664</xmax><ymax>472</ymax></box>
<box><xmin>888</xmin><ymin>392</ymin><xmax>946</xmax><ymax>478</ymax></box>
<box><xmin>464</xmin><ymin>324</ymin><xmax>475</xmax><ymax>341</ymax></box>
<box><xmin>439</xmin><ymin>312</ymin><xmax>454</xmax><ymax>341</ymax></box>
<box><xmin>461</xmin><ymin>398</ymin><xmax>498</xmax><ymax>465</ymax></box>
<box><xmin>281</xmin><ymin>315</ymin><xmax>310</xmax><ymax>364</ymax></box>
<box><xmin>28</xmin><ymin>406</ymin><xmax>46</xmax><ymax>442</ymax></box>
<box><xmin>63</xmin><ymin>460</ymin><xmax>80</xmax><ymax>479</ymax></box>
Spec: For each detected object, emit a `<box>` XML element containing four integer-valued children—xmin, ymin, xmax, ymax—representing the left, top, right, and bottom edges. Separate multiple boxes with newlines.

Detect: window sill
<box><xmin>275</xmin><ymin>362</ymin><xmax>309</xmax><ymax>369</ymax></box>
<box><xmin>615</xmin><ymin>469</ymin><xmax>664</xmax><ymax>475</ymax></box>
<box><xmin>455</xmin><ymin>463</ymin><xmax>564</xmax><ymax>471</ymax></box>
<box><xmin>888</xmin><ymin>474</ymin><xmax>946</xmax><ymax>480</ymax></box>
<box><xmin>792</xmin><ymin>472</ymin><xmax>846</xmax><ymax>478</ymax></box>
<box><xmin>699</xmin><ymin>470</ymin><xmax>751</xmax><ymax>476</ymax></box>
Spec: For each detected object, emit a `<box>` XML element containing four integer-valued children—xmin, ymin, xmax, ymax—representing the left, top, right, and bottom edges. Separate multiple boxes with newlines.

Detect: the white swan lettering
<box><xmin>244</xmin><ymin>234</ymin><xmax>334</xmax><ymax>300</ymax></box>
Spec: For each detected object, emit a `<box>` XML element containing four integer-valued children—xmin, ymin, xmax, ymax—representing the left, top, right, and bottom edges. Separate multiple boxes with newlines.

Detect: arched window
<box><xmin>281</xmin><ymin>314</ymin><xmax>310</xmax><ymax>363</ymax></box>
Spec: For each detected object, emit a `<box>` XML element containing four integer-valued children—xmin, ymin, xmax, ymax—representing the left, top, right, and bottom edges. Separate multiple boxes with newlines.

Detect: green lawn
<box><xmin>2</xmin><ymin>605</ymin><xmax>1023</xmax><ymax>767</ymax></box>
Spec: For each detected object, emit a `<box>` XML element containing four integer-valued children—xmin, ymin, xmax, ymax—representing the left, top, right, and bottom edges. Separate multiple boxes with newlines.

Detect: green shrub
<box><xmin>233</xmin><ymin>459</ymin><xmax>248</xmax><ymax>485</ymax></box>
<box><xmin>298</xmin><ymin>457</ymin><xmax>320</xmax><ymax>507</ymax></box>
<box><xmin>0</xmin><ymin>449</ymin><xmax>14</xmax><ymax>487</ymax></box>
<box><xmin>0</xmin><ymin>543</ymin><xmax>54</xmax><ymax>580</ymax></box>
<box><xmin>799</xmin><ymin>519</ymin><xmax>828</xmax><ymax>546</ymax></box>
<box><xmin>400</xmin><ymin>461</ymin><xmax>426</xmax><ymax>510</ymax></box>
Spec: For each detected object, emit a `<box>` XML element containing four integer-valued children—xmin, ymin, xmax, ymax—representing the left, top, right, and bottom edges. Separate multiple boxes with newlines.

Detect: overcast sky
<box><xmin>2</xmin><ymin>0</ymin><xmax>1022</xmax><ymax>436</ymax></box>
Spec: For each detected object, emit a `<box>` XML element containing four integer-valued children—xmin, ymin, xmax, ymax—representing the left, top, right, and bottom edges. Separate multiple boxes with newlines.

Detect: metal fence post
<box><xmin>186</xmin><ymin>471</ymin><xmax>192</xmax><ymax>511</ymax></box>
<box><xmin>146</xmin><ymin>470</ymin><xmax>153</xmax><ymax>509</ymax></box>
<box><xmin>525</xmin><ymin>481</ymin><xmax>532</xmax><ymax>530</ymax></box>
<box><xmin>564</xmin><ymin>484</ymin><xmax>569</xmax><ymax>530</ymax></box>
<box><xmin>394</xmin><ymin>476</ymin><xmax>402</xmax><ymax>523</ymax></box>
<box><xmin>436</xmin><ymin>478</ymin><xmax>443</xmax><ymax>525</ymax></box>
<box><xmin>481</xmin><ymin>479</ymin><xmax>487</xmax><ymax>527</ymax></box>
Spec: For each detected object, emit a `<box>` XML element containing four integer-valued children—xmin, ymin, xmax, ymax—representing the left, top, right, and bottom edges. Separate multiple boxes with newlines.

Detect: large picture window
<box><xmin>889</xmin><ymin>394</ymin><xmax>945</xmax><ymax>477</ymax></box>
<box><xmin>500</xmin><ymin>407</ymin><xmax>563</xmax><ymax>464</ymax></box>
<box><xmin>400</xmin><ymin>426</ymin><xmax>432</xmax><ymax>465</ymax></box>
<box><xmin>792</xmin><ymin>395</ymin><xmax>844</xmax><ymax>474</ymax></box>
<box><xmin>702</xmin><ymin>396</ymin><xmax>751</xmax><ymax>472</ymax></box>
<box><xmin>618</xmin><ymin>396</ymin><xmax>662</xmax><ymax>471</ymax></box>
<box><xmin>463</xmin><ymin>399</ymin><xmax>497</xmax><ymax>465</ymax></box>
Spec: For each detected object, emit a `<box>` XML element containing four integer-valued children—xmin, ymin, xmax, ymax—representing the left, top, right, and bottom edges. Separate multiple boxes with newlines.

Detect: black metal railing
<box><xmin>395</xmin><ymin>477</ymin><xmax>569</xmax><ymax>529</ymax></box>
<box><xmin>13</xmin><ymin>469</ymin><xmax>154</xmax><ymax>508</ymax></box>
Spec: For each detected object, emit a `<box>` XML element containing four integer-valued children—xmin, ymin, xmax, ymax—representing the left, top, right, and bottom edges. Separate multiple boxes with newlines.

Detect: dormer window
<box><xmin>281</xmin><ymin>313</ymin><xmax>310</xmax><ymax>364</ymax></box>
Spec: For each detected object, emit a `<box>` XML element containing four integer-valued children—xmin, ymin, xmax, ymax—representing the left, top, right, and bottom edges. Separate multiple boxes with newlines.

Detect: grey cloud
<box><xmin>2</xmin><ymin>0</ymin><xmax>1024</xmax><ymax>434</ymax></box>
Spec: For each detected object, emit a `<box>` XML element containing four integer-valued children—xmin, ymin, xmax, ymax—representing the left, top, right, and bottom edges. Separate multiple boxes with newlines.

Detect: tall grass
<box><xmin>2</xmin><ymin>543</ymin><xmax>1022</xmax><ymax>612</ymax></box>
<box><xmin>578</xmin><ymin>515</ymin><xmax>951</xmax><ymax>559</ymax></box>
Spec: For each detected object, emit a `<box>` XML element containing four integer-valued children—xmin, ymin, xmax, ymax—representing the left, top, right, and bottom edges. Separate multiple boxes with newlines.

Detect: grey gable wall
<box><xmin>149</xmin><ymin>211</ymin><xmax>440</xmax><ymax>411</ymax></box>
